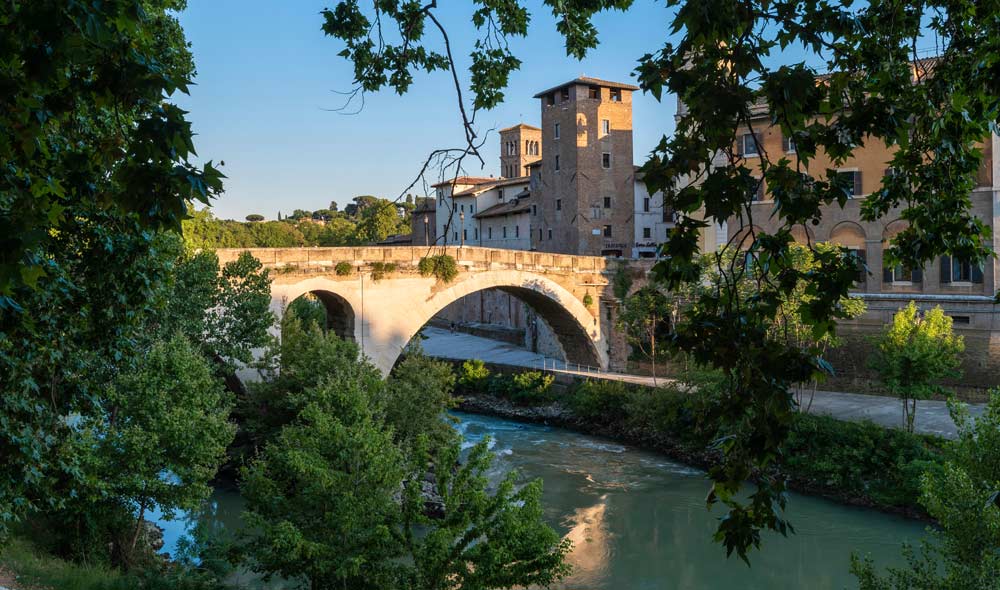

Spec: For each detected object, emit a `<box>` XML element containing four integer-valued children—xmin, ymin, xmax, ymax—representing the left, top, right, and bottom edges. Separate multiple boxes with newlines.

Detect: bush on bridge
<box><xmin>418</xmin><ymin>254</ymin><xmax>459</xmax><ymax>283</ymax></box>
<box><xmin>334</xmin><ymin>261</ymin><xmax>353</xmax><ymax>276</ymax></box>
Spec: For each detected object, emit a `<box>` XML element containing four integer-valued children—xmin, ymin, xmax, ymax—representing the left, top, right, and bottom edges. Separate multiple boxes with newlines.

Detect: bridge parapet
<box><xmin>214</xmin><ymin>246</ymin><xmax>614</xmax><ymax>276</ymax></box>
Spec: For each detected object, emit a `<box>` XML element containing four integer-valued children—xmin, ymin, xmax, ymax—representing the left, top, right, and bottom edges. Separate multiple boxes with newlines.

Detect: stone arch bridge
<box><xmin>215</xmin><ymin>247</ymin><xmax>644</xmax><ymax>375</ymax></box>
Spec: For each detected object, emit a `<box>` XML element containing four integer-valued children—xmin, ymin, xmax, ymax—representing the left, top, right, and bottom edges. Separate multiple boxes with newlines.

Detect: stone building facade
<box><xmin>499</xmin><ymin>123</ymin><xmax>542</xmax><ymax>179</ymax></box>
<box><xmin>720</xmin><ymin>82</ymin><xmax>1000</xmax><ymax>388</ymax></box>
<box><xmin>532</xmin><ymin>78</ymin><xmax>639</xmax><ymax>256</ymax></box>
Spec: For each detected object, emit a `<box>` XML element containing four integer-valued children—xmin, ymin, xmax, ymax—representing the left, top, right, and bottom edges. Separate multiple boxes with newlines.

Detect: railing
<box><xmin>536</xmin><ymin>357</ymin><xmax>602</xmax><ymax>376</ymax></box>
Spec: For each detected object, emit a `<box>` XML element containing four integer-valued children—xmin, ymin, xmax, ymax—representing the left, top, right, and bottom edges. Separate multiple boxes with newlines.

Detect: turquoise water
<box><xmin>162</xmin><ymin>412</ymin><xmax>925</xmax><ymax>589</ymax></box>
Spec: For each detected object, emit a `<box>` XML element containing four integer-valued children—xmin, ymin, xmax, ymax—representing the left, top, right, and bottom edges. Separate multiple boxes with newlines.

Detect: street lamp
<box><xmin>459</xmin><ymin>211</ymin><xmax>465</xmax><ymax>248</ymax></box>
<box><xmin>423</xmin><ymin>214</ymin><xmax>429</xmax><ymax>245</ymax></box>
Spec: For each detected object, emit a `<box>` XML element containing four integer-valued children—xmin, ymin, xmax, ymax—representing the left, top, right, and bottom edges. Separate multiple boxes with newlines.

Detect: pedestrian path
<box><xmin>419</xmin><ymin>326</ymin><xmax>986</xmax><ymax>439</ymax></box>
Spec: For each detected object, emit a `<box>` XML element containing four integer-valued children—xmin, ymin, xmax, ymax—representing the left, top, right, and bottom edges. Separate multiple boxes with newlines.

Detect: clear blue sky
<box><xmin>175</xmin><ymin>0</ymin><xmax>684</xmax><ymax>220</ymax></box>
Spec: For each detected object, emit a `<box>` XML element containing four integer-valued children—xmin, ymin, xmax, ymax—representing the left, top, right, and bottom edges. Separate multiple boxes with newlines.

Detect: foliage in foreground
<box><xmin>852</xmin><ymin>391</ymin><xmax>1000</xmax><ymax>590</ymax></box>
<box><xmin>456</xmin><ymin>360</ymin><xmax>555</xmax><ymax>405</ymax></box>
<box><xmin>871</xmin><ymin>302</ymin><xmax>965</xmax><ymax>433</ymax></box>
<box><xmin>234</xmin><ymin>321</ymin><xmax>570</xmax><ymax>589</ymax></box>
<box><xmin>418</xmin><ymin>255</ymin><xmax>459</xmax><ymax>283</ymax></box>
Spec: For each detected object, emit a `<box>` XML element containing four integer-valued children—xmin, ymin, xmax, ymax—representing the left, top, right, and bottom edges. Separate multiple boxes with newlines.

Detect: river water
<box><xmin>160</xmin><ymin>411</ymin><xmax>925</xmax><ymax>589</ymax></box>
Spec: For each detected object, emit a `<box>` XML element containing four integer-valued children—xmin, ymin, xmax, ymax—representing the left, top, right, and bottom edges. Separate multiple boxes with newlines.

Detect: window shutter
<box><xmin>911</xmin><ymin>266</ymin><xmax>922</xmax><ymax>283</ymax></box>
<box><xmin>853</xmin><ymin>171</ymin><xmax>863</xmax><ymax>196</ymax></box>
<box><xmin>972</xmin><ymin>263</ymin><xmax>984</xmax><ymax>284</ymax></box>
<box><xmin>940</xmin><ymin>256</ymin><xmax>952</xmax><ymax>284</ymax></box>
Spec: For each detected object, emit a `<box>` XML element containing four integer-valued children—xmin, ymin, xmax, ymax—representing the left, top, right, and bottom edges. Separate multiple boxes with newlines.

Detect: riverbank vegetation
<box><xmin>456</xmin><ymin>363</ymin><xmax>946</xmax><ymax>516</ymax></box>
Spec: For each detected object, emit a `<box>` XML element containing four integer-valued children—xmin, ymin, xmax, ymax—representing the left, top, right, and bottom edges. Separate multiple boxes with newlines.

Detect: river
<box><xmin>158</xmin><ymin>411</ymin><xmax>925</xmax><ymax>589</ymax></box>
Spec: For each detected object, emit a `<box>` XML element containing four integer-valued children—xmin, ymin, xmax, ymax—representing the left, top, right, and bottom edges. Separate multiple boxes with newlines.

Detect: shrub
<box><xmin>457</xmin><ymin>359</ymin><xmax>490</xmax><ymax>392</ymax></box>
<box><xmin>369</xmin><ymin>262</ymin><xmax>397</xmax><ymax>282</ymax></box>
<box><xmin>334</xmin><ymin>261</ymin><xmax>352</xmax><ymax>276</ymax></box>
<box><xmin>568</xmin><ymin>379</ymin><xmax>635</xmax><ymax>424</ymax></box>
<box><xmin>490</xmin><ymin>371</ymin><xmax>555</xmax><ymax>405</ymax></box>
<box><xmin>418</xmin><ymin>254</ymin><xmax>459</xmax><ymax>283</ymax></box>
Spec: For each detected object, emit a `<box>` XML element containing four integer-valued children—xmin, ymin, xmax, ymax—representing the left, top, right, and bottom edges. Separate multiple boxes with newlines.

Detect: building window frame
<box><xmin>643</xmin><ymin>227</ymin><xmax>652</xmax><ymax>239</ymax></box>
<box><xmin>740</xmin><ymin>133</ymin><xmax>760</xmax><ymax>157</ymax></box>
<box><xmin>603</xmin><ymin>196</ymin><xmax>612</xmax><ymax>209</ymax></box>
<box><xmin>603</xmin><ymin>224</ymin><xmax>612</xmax><ymax>237</ymax></box>
<box><xmin>602</xmin><ymin>152</ymin><xmax>611</xmax><ymax>169</ymax></box>
<box><xmin>601</xmin><ymin>119</ymin><xmax>610</xmax><ymax>135</ymax></box>
<box><xmin>556</xmin><ymin>199</ymin><xmax>562</xmax><ymax>211</ymax></box>
<box><xmin>554</xmin><ymin>122</ymin><xmax>560</xmax><ymax>139</ymax></box>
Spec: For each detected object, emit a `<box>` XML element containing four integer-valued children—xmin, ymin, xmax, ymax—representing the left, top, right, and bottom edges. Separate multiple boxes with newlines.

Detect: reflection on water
<box><xmin>166</xmin><ymin>412</ymin><xmax>925</xmax><ymax>590</ymax></box>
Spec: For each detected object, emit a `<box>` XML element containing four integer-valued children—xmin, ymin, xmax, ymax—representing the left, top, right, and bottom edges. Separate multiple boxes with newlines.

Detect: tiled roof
<box><xmin>474</xmin><ymin>197</ymin><xmax>532</xmax><ymax>219</ymax></box>
<box><xmin>451</xmin><ymin>176</ymin><xmax>530</xmax><ymax>197</ymax></box>
<box><xmin>533</xmin><ymin>76</ymin><xmax>639</xmax><ymax>98</ymax></box>
<box><xmin>430</xmin><ymin>176</ymin><xmax>496</xmax><ymax>188</ymax></box>
<box><xmin>499</xmin><ymin>123</ymin><xmax>541</xmax><ymax>132</ymax></box>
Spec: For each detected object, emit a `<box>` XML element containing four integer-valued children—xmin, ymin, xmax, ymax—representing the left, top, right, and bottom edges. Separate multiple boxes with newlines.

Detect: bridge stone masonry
<box><xmin>215</xmin><ymin>246</ymin><xmax>645</xmax><ymax>375</ymax></box>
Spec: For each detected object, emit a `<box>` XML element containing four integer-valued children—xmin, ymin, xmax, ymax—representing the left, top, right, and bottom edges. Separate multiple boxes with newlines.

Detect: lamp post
<box><xmin>423</xmin><ymin>214</ymin><xmax>429</xmax><ymax>245</ymax></box>
<box><xmin>460</xmin><ymin>211</ymin><xmax>465</xmax><ymax>248</ymax></box>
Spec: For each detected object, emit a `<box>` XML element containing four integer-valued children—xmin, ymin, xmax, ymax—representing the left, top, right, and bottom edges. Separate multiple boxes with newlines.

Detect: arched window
<box><xmin>829</xmin><ymin>222</ymin><xmax>867</xmax><ymax>283</ymax></box>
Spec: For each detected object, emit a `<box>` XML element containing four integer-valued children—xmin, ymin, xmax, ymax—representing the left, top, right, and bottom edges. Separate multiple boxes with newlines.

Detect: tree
<box><xmin>381</xmin><ymin>345</ymin><xmax>459</xmax><ymax>451</ymax></box>
<box><xmin>871</xmin><ymin>303</ymin><xmax>964</xmax><ymax>433</ymax></box>
<box><xmin>1</xmin><ymin>1</ymin><xmax>223</xmax><ymax>304</ymax></box>
<box><xmin>851</xmin><ymin>392</ymin><xmax>1000</xmax><ymax>589</ymax></box>
<box><xmin>94</xmin><ymin>335</ymin><xmax>235</xmax><ymax>565</ymax></box>
<box><xmin>354</xmin><ymin>199</ymin><xmax>408</xmax><ymax>244</ymax></box>
<box><xmin>245</xmin><ymin>214</ymin><xmax>265</xmax><ymax>222</ymax></box>
<box><xmin>321</xmin><ymin>0</ymin><xmax>1000</xmax><ymax>558</ymax></box>
<box><xmin>617</xmin><ymin>287</ymin><xmax>674</xmax><ymax>385</ymax></box>
<box><xmin>238</xmin><ymin>399</ymin><xmax>407</xmax><ymax>590</ymax></box>
<box><xmin>237</xmin><ymin>387</ymin><xmax>569</xmax><ymax>590</ymax></box>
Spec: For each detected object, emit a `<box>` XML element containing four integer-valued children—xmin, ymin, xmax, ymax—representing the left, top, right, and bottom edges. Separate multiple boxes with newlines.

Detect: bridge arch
<box><xmin>270</xmin><ymin>270</ymin><xmax>606</xmax><ymax>375</ymax></box>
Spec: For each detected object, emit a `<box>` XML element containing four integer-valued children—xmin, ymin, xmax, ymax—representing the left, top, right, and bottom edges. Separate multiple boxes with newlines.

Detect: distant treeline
<box><xmin>183</xmin><ymin>195</ymin><xmax>429</xmax><ymax>249</ymax></box>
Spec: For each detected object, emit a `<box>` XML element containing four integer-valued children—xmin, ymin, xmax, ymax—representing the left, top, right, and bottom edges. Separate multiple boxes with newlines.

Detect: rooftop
<box><xmin>451</xmin><ymin>176</ymin><xmax>531</xmax><ymax>197</ymax></box>
<box><xmin>474</xmin><ymin>195</ymin><xmax>533</xmax><ymax>219</ymax></box>
<box><xmin>533</xmin><ymin>76</ymin><xmax>640</xmax><ymax>98</ymax></box>
<box><xmin>430</xmin><ymin>176</ymin><xmax>496</xmax><ymax>188</ymax></box>
<box><xmin>499</xmin><ymin>123</ymin><xmax>541</xmax><ymax>132</ymax></box>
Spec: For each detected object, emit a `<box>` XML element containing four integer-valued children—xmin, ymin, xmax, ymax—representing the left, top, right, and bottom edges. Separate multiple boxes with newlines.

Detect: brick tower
<box><xmin>499</xmin><ymin>123</ymin><xmax>542</xmax><ymax>179</ymax></box>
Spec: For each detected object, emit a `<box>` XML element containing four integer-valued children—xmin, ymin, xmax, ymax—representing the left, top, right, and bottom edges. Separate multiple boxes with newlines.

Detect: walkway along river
<box><xmin>157</xmin><ymin>412</ymin><xmax>925</xmax><ymax>589</ymax></box>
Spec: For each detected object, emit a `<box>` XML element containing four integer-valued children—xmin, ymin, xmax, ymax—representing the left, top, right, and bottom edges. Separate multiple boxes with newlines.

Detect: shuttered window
<box><xmin>940</xmin><ymin>256</ymin><xmax>984</xmax><ymax>284</ymax></box>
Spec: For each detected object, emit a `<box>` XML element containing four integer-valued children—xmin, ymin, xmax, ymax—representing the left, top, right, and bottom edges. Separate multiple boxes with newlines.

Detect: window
<box><xmin>940</xmin><ymin>255</ymin><xmax>984</xmax><ymax>284</ymax></box>
<box><xmin>453</xmin><ymin>231</ymin><xmax>458</xmax><ymax>241</ymax></box>
<box><xmin>590</xmin><ymin>206</ymin><xmax>602</xmax><ymax>219</ymax></box>
<box><xmin>663</xmin><ymin>208</ymin><xmax>673</xmax><ymax>223</ymax></box>
<box><xmin>643</xmin><ymin>197</ymin><xmax>650</xmax><ymax>212</ymax></box>
<box><xmin>488</xmin><ymin>227</ymin><xmax>492</xmax><ymax>239</ymax></box>
<box><xmin>515</xmin><ymin>225</ymin><xmax>519</xmax><ymax>238</ymax></box>
<box><xmin>463</xmin><ymin>229</ymin><xmax>467</xmax><ymax>241</ymax></box>
<box><xmin>848</xmin><ymin>249</ymin><xmax>867</xmax><ymax>283</ymax></box>
<box><xmin>740</xmin><ymin>133</ymin><xmax>759</xmax><ymax>156</ymax></box>
<box><xmin>610</xmin><ymin>88</ymin><xmax>621</xmax><ymax>101</ymax></box>
<box><xmin>602</xmin><ymin>152</ymin><xmax>611</xmax><ymax>168</ymax></box>
<box><xmin>548</xmin><ymin>228</ymin><xmax>553</xmax><ymax>240</ymax></box>
<box><xmin>498</xmin><ymin>188</ymin><xmax>504</xmax><ymax>202</ymax></box>
<box><xmin>474</xmin><ymin>228</ymin><xmax>478</xmax><ymax>240</ymax></box>
<box><xmin>539</xmin><ymin>228</ymin><xmax>543</xmax><ymax>241</ymax></box>
<box><xmin>452</xmin><ymin>202</ymin><xmax>457</xmax><ymax>212</ymax></box>
<box><xmin>561</xmin><ymin>87</ymin><xmax>570</xmax><ymax>102</ymax></box>
<box><xmin>950</xmin><ymin>315</ymin><xmax>971</xmax><ymax>325</ymax></box>
<box><xmin>883</xmin><ymin>251</ymin><xmax>922</xmax><ymax>284</ymax></box>
<box><xmin>502</xmin><ymin>226</ymin><xmax>507</xmax><ymax>238</ymax></box>
<box><xmin>588</xmin><ymin>86</ymin><xmax>600</xmax><ymax>99</ymax></box>
<box><xmin>531</xmin><ymin>204</ymin><xmax>537</xmax><ymax>216</ymax></box>
<box><xmin>554</xmin><ymin>123</ymin><xmax>560</xmax><ymax>139</ymax></box>
<box><xmin>547</xmin><ymin>93</ymin><xmax>555</xmax><ymax>106</ymax></box>
<box><xmin>555</xmin><ymin>155</ymin><xmax>560</xmax><ymax>171</ymax></box>
<box><xmin>601</xmin><ymin>119</ymin><xmax>610</xmax><ymax>135</ymax></box>
<box><xmin>782</xmin><ymin>134</ymin><xmax>796</xmax><ymax>153</ymax></box>
<box><xmin>556</xmin><ymin>199</ymin><xmax>562</xmax><ymax>211</ymax></box>
<box><xmin>603</xmin><ymin>196</ymin><xmax>611</xmax><ymax>208</ymax></box>
<box><xmin>460</xmin><ymin>204</ymin><xmax>464</xmax><ymax>212</ymax></box>
<box><xmin>603</xmin><ymin>224</ymin><xmax>612</xmax><ymax>237</ymax></box>
<box><xmin>470</xmin><ymin>203</ymin><xmax>475</xmax><ymax>213</ymax></box>
<box><xmin>643</xmin><ymin>227</ymin><xmax>652</xmax><ymax>239</ymax></box>
<box><xmin>749</xmin><ymin>177</ymin><xmax>764</xmax><ymax>202</ymax></box>
<box><xmin>837</xmin><ymin>170</ymin><xmax>862</xmax><ymax>197</ymax></box>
